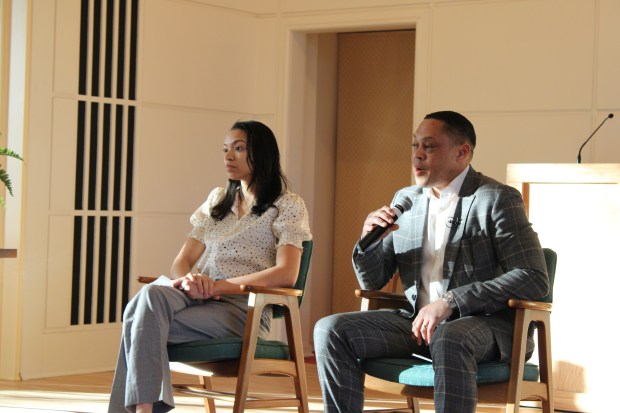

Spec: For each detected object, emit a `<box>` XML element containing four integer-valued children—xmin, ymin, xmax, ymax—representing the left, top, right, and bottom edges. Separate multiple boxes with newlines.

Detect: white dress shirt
<box><xmin>417</xmin><ymin>165</ymin><xmax>470</xmax><ymax>309</ymax></box>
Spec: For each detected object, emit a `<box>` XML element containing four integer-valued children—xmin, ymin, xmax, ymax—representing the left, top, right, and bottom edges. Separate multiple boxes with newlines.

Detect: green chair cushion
<box><xmin>360</xmin><ymin>358</ymin><xmax>540</xmax><ymax>387</ymax></box>
<box><xmin>167</xmin><ymin>337</ymin><xmax>290</xmax><ymax>363</ymax></box>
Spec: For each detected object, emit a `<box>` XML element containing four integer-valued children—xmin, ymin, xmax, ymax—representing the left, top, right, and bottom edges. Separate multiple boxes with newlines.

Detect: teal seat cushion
<box><xmin>360</xmin><ymin>358</ymin><xmax>540</xmax><ymax>387</ymax></box>
<box><xmin>167</xmin><ymin>337</ymin><xmax>290</xmax><ymax>363</ymax></box>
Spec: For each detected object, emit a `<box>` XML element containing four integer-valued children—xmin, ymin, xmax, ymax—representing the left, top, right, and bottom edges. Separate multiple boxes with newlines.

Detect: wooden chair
<box><xmin>356</xmin><ymin>248</ymin><xmax>557</xmax><ymax>413</ymax></box>
<box><xmin>138</xmin><ymin>240</ymin><xmax>313</xmax><ymax>413</ymax></box>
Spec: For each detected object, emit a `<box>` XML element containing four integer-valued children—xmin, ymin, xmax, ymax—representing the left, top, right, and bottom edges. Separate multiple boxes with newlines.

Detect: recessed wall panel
<box><xmin>254</xmin><ymin>17</ymin><xmax>278</xmax><ymax>114</ymax></box>
<box><xmin>54</xmin><ymin>0</ymin><xmax>81</xmax><ymax>94</ymax></box>
<box><xmin>50</xmin><ymin>98</ymin><xmax>79</xmax><ymax>211</ymax></box>
<box><xmin>141</xmin><ymin>0</ymin><xmax>256</xmax><ymax>112</ymax></box>
<box><xmin>46</xmin><ymin>216</ymin><xmax>75</xmax><ymax>328</ymax></box>
<box><xmin>133</xmin><ymin>215</ymin><xmax>189</xmax><ymax>286</ymax></box>
<box><xmin>430</xmin><ymin>0</ymin><xmax>595</xmax><ymax>112</ymax></box>
<box><xmin>136</xmin><ymin>106</ymin><xmax>240</xmax><ymax>213</ymax></box>
<box><xmin>597</xmin><ymin>0</ymin><xmax>620</xmax><ymax>108</ymax></box>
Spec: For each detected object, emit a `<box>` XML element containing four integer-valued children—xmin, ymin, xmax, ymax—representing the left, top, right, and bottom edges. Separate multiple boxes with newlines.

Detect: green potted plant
<box><xmin>0</xmin><ymin>146</ymin><xmax>23</xmax><ymax>207</ymax></box>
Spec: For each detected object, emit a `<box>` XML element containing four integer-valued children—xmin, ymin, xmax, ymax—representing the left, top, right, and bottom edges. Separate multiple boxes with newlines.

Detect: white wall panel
<box><xmin>140</xmin><ymin>0</ymin><xmax>257</xmax><ymax>113</ymax></box>
<box><xmin>45</xmin><ymin>216</ymin><xmax>74</xmax><ymax>328</ymax></box>
<box><xmin>254</xmin><ymin>17</ymin><xmax>278</xmax><ymax>115</ymax></box>
<box><xmin>50</xmin><ymin>97</ymin><xmax>78</xmax><ymax>211</ymax></box>
<box><xmin>133</xmin><ymin>215</ymin><xmax>188</xmax><ymax>288</ymax></box>
<box><xmin>135</xmin><ymin>105</ymin><xmax>239</xmax><ymax>213</ymax></box>
<box><xmin>54</xmin><ymin>0</ymin><xmax>80</xmax><ymax>95</ymax></box>
<box><xmin>430</xmin><ymin>0</ymin><xmax>595</xmax><ymax>112</ymax></box>
<box><xmin>597</xmin><ymin>0</ymin><xmax>620</xmax><ymax>109</ymax></box>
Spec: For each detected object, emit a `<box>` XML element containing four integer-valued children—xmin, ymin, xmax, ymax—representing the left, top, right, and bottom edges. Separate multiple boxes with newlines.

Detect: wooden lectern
<box><xmin>506</xmin><ymin>163</ymin><xmax>620</xmax><ymax>413</ymax></box>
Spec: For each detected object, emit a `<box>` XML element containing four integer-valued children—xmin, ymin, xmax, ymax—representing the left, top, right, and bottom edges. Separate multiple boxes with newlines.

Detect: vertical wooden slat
<box><xmin>110</xmin><ymin>0</ymin><xmax>119</xmax><ymax>99</ymax></box>
<box><xmin>103</xmin><ymin>214</ymin><xmax>113</xmax><ymax>322</ymax></box>
<box><xmin>70</xmin><ymin>216</ymin><xmax>83</xmax><ymax>325</ymax></box>
<box><xmin>86</xmin><ymin>0</ymin><xmax>94</xmax><ymax>97</ymax></box>
<box><xmin>113</xmin><ymin>104</ymin><xmax>123</xmax><ymax>211</ymax></box>
<box><xmin>119</xmin><ymin>104</ymin><xmax>127</xmax><ymax>213</ymax></box>
<box><xmin>125</xmin><ymin>106</ymin><xmax>134</xmax><ymax>210</ymax></box>
<box><xmin>128</xmin><ymin>0</ymin><xmax>139</xmax><ymax>100</ymax></box>
<box><xmin>116</xmin><ymin>0</ymin><xmax>126</xmax><ymax>99</ymax></box>
<box><xmin>84</xmin><ymin>216</ymin><xmax>96</xmax><ymax>324</ymax></box>
<box><xmin>103</xmin><ymin>0</ymin><xmax>114</xmax><ymax>98</ymax></box>
<box><xmin>91</xmin><ymin>0</ymin><xmax>102</xmax><ymax>97</ymax></box>
<box><xmin>109</xmin><ymin>216</ymin><xmax>120</xmax><ymax>322</ymax></box>
<box><xmin>96</xmin><ymin>216</ymin><xmax>108</xmax><ymax>323</ymax></box>
<box><xmin>122</xmin><ymin>216</ymin><xmax>132</xmax><ymax>310</ymax></box>
<box><xmin>123</xmin><ymin>0</ymin><xmax>131</xmax><ymax>100</ymax></box>
<box><xmin>101</xmin><ymin>104</ymin><xmax>111</xmax><ymax>210</ymax></box>
<box><xmin>74</xmin><ymin>101</ymin><xmax>86</xmax><ymax>210</ymax></box>
<box><xmin>87</xmin><ymin>102</ymin><xmax>98</xmax><ymax>210</ymax></box>
<box><xmin>78</xmin><ymin>0</ymin><xmax>89</xmax><ymax>95</ymax></box>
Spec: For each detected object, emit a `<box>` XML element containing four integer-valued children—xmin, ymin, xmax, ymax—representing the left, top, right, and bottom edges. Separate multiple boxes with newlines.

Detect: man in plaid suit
<box><xmin>314</xmin><ymin>111</ymin><xmax>549</xmax><ymax>413</ymax></box>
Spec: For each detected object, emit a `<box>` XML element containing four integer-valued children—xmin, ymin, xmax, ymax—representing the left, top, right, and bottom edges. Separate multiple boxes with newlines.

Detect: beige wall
<box><xmin>2</xmin><ymin>0</ymin><xmax>619</xmax><ymax>379</ymax></box>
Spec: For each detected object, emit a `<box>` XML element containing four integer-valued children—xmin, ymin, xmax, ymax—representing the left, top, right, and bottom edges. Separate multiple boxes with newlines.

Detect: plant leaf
<box><xmin>0</xmin><ymin>167</ymin><xmax>14</xmax><ymax>196</ymax></box>
<box><xmin>0</xmin><ymin>147</ymin><xmax>23</xmax><ymax>161</ymax></box>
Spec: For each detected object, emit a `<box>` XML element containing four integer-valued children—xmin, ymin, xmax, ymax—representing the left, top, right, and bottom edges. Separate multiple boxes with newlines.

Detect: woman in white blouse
<box><xmin>108</xmin><ymin>120</ymin><xmax>312</xmax><ymax>413</ymax></box>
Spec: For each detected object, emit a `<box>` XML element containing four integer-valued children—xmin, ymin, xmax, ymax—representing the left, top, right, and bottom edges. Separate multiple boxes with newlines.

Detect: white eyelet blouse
<box><xmin>188</xmin><ymin>187</ymin><xmax>312</xmax><ymax>280</ymax></box>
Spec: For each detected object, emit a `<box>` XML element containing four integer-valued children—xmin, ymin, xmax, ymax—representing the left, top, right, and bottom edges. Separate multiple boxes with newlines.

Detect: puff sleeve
<box><xmin>272</xmin><ymin>192</ymin><xmax>312</xmax><ymax>249</ymax></box>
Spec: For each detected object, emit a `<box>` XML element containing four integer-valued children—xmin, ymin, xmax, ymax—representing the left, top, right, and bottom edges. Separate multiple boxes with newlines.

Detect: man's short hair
<box><xmin>424</xmin><ymin>111</ymin><xmax>476</xmax><ymax>149</ymax></box>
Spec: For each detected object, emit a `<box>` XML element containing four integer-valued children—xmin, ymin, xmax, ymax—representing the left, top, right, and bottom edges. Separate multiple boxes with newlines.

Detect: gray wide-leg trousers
<box><xmin>108</xmin><ymin>284</ymin><xmax>269</xmax><ymax>413</ymax></box>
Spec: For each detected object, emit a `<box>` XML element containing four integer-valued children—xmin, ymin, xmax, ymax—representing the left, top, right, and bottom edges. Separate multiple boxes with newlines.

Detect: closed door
<box><xmin>331</xmin><ymin>30</ymin><xmax>415</xmax><ymax>314</ymax></box>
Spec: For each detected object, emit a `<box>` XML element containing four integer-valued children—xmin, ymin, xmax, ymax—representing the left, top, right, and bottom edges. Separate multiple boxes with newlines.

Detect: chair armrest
<box><xmin>241</xmin><ymin>285</ymin><xmax>302</xmax><ymax>297</ymax></box>
<box><xmin>136</xmin><ymin>277</ymin><xmax>300</xmax><ymax>297</ymax></box>
<box><xmin>355</xmin><ymin>289</ymin><xmax>409</xmax><ymax>302</ymax></box>
<box><xmin>508</xmin><ymin>298</ymin><xmax>552</xmax><ymax>312</ymax></box>
<box><xmin>137</xmin><ymin>276</ymin><xmax>157</xmax><ymax>284</ymax></box>
<box><xmin>355</xmin><ymin>289</ymin><xmax>411</xmax><ymax>311</ymax></box>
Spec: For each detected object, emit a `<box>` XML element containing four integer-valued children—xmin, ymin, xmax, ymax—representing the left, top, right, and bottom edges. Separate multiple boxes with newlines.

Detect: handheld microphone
<box><xmin>358</xmin><ymin>201</ymin><xmax>411</xmax><ymax>252</ymax></box>
<box><xmin>577</xmin><ymin>113</ymin><xmax>614</xmax><ymax>164</ymax></box>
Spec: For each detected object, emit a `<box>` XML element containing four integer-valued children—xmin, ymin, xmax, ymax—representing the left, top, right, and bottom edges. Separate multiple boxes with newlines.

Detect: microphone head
<box><xmin>609</xmin><ymin>113</ymin><xmax>614</xmax><ymax>119</ymax></box>
<box><xmin>392</xmin><ymin>197</ymin><xmax>413</xmax><ymax>214</ymax></box>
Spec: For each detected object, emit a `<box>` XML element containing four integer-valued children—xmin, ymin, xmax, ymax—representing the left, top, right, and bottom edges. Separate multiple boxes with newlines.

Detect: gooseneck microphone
<box><xmin>358</xmin><ymin>201</ymin><xmax>411</xmax><ymax>252</ymax></box>
<box><xmin>577</xmin><ymin>113</ymin><xmax>614</xmax><ymax>164</ymax></box>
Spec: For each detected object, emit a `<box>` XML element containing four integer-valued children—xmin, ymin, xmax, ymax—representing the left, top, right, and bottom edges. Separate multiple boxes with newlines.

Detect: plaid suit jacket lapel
<box><xmin>443</xmin><ymin>167</ymin><xmax>479</xmax><ymax>282</ymax></box>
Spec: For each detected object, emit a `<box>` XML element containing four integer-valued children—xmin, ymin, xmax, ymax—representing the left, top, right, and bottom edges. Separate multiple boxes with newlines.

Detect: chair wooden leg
<box><xmin>199</xmin><ymin>375</ymin><xmax>217</xmax><ymax>413</ymax></box>
<box><xmin>232</xmin><ymin>293</ymin><xmax>266</xmax><ymax>413</ymax></box>
<box><xmin>283</xmin><ymin>296</ymin><xmax>310</xmax><ymax>413</ymax></box>
<box><xmin>503</xmin><ymin>402</ymin><xmax>518</xmax><ymax>413</ymax></box>
<box><xmin>505</xmin><ymin>308</ymin><xmax>530</xmax><ymax>413</ymax></box>
<box><xmin>536</xmin><ymin>315</ymin><xmax>554</xmax><ymax>413</ymax></box>
<box><xmin>406</xmin><ymin>396</ymin><xmax>420</xmax><ymax>413</ymax></box>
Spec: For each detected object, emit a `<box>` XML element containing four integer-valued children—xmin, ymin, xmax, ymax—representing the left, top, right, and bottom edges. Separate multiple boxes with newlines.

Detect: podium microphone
<box><xmin>358</xmin><ymin>200</ymin><xmax>412</xmax><ymax>253</ymax></box>
<box><xmin>577</xmin><ymin>113</ymin><xmax>614</xmax><ymax>164</ymax></box>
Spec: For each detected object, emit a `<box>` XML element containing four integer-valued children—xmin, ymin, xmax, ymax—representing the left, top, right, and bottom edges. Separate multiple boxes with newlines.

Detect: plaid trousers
<box><xmin>313</xmin><ymin>310</ymin><xmax>499</xmax><ymax>413</ymax></box>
